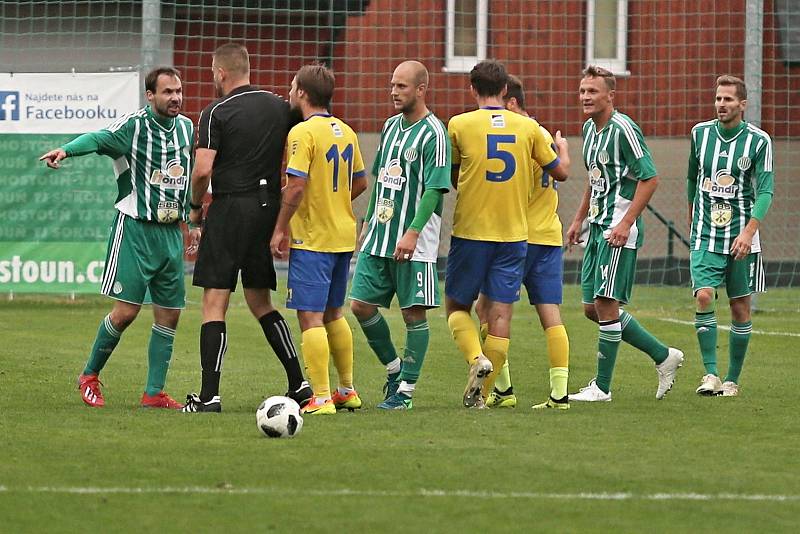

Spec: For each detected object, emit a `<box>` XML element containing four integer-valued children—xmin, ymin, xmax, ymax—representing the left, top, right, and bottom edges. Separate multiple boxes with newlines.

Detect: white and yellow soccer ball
<box><xmin>256</xmin><ymin>396</ymin><xmax>303</xmax><ymax>438</ymax></box>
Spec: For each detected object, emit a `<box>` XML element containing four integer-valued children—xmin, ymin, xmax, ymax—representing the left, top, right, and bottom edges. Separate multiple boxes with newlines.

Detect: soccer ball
<box><xmin>256</xmin><ymin>396</ymin><xmax>303</xmax><ymax>438</ymax></box>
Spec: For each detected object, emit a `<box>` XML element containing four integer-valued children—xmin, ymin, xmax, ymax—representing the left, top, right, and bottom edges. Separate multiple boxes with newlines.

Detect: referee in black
<box><xmin>183</xmin><ymin>43</ymin><xmax>311</xmax><ymax>412</ymax></box>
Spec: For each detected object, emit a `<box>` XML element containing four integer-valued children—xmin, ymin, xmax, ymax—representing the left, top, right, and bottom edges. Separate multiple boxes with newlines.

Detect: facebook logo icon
<box><xmin>0</xmin><ymin>91</ymin><xmax>20</xmax><ymax>121</ymax></box>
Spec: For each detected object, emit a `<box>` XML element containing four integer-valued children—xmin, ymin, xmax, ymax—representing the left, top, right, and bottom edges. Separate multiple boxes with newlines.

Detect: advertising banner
<box><xmin>0</xmin><ymin>72</ymin><xmax>140</xmax><ymax>293</ymax></box>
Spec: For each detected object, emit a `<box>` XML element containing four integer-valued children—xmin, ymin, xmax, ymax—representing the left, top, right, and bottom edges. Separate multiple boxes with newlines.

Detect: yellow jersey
<box><xmin>528</xmin><ymin>124</ymin><xmax>562</xmax><ymax>246</ymax></box>
<box><xmin>285</xmin><ymin>114</ymin><xmax>366</xmax><ymax>252</ymax></box>
<box><xmin>448</xmin><ymin>107</ymin><xmax>559</xmax><ymax>242</ymax></box>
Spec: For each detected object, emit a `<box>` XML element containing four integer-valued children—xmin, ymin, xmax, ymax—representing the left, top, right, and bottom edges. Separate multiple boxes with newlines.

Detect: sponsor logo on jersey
<box><xmin>597</xmin><ymin>150</ymin><xmax>610</xmax><ymax>164</ymax></box>
<box><xmin>291</xmin><ymin>139</ymin><xmax>298</xmax><ymax>155</ymax></box>
<box><xmin>589</xmin><ymin>198</ymin><xmax>600</xmax><ymax>220</ymax></box>
<box><xmin>490</xmin><ymin>114</ymin><xmax>505</xmax><ymax>128</ymax></box>
<box><xmin>737</xmin><ymin>156</ymin><xmax>752</xmax><ymax>171</ymax></box>
<box><xmin>156</xmin><ymin>200</ymin><xmax>180</xmax><ymax>223</ymax></box>
<box><xmin>378</xmin><ymin>160</ymin><xmax>406</xmax><ymax>191</ymax></box>
<box><xmin>403</xmin><ymin>147</ymin><xmax>418</xmax><ymax>162</ymax></box>
<box><xmin>710</xmin><ymin>201</ymin><xmax>733</xmax><ymax>227</ymax></box>
<box><xmin>150</xmin><ymin>159</ymin><xmax>187</xmax><ymax>190</ymax></box>
<box><xmin>588</xmin><ymin>164</ymin><xmax>606</xmax><ymax>192</ymax></box>
<box><xmin>376</xmin><ymin>198</ymin><xmax>394</xmax><ymax>223</ymax></box>
<box><xmin>330</xmin><ymin>122</ymin><xmax>343</xmax><ymax>137</ymax></box>
<box><xmin>701</xmin><ymin>170</ymin><xmax>738</xmax><ymax>199</ymax></box>
<box><xmin>718</xmin><ymin>150</ymin><xmax>729</xmax><ymax>158</ymax></box>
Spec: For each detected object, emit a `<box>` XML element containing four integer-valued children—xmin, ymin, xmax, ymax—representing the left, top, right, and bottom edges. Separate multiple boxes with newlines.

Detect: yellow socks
<box><xmin>479</xmin><ymin>322</ymin><xmax>489</xmax><ymax>345</ymax></box>
<box><xmin>494</xmin><ymin>359</ymin><xmax>512</xmax><ymax>392</ymax></box>
<box><xmin>482</xmin><ymin>334</ymin><xmax>509</xmax><ymax>396</ymax></box>
<box><xmin>545</xmin><ymin>325</ymin><xmax>569</xmax><ymax>399</ymax></box>
<box><xmin>448</xmin><ymin>311</ymin><xmax>483</xmax><ymax>365</ymax></box>
<box><xmin>325</xmin><ymin>316</ymin><xmax>354</xmax><ymax>389</ymax></box>
<box><xmin>302</xmin><ymin>326</ymin><xmax>330</xmax><ymax>399</ymax></box>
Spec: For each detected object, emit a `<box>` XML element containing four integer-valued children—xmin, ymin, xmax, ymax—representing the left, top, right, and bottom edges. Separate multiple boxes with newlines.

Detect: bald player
<box><xmin>350</xmin><ymin>61</ymin><xmax>451</xmax><ymax>410</ymax></box>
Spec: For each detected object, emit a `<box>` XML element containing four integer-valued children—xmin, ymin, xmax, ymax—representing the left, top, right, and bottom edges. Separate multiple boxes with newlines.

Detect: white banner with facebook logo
<box><xmin>0</xmin><ymin>72</ymin><xmax>139</xmax><ymax>293</ymax></box>
<box><xmin>0</xmin><ymin>72</ymin><xmax>139</xmax><ymax>134</ymax></box>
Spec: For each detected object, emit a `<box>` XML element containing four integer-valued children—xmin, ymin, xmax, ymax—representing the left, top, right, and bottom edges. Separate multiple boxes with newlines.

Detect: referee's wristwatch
<box><xmin>189</xmin><ymin>201</ymin><xmax>203</xmax><ymax>210</ymax></box>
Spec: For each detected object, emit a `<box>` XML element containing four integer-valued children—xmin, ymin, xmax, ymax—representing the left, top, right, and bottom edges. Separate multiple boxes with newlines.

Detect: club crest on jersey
<box><xmin>702</xmin><ymin>170</ymin><xmax>738</xmax><ymax>199</ymax></box>
<box><xmin>378</xmin><ymin>160</ymin><xmax>406</xmax><ymax>191</ymax></box>
<box><xmin>490</xmin><ymin>114</ymin><xmax>505</xmax><ymax>128</ymax></box>
<box><xmin>156</xmin><ymin>200</ymin><xmax>180</xmax><ymax>224</ymax></box>
<box><xmin>330</xmin><ymin>122</ymin><xmax>344</xmax><ymax>137</ymax></box>
<box><xmin>403</xmin><ymin>147</ymin><xmax>418</xmax><ymax>162</ymax></box>
<box><xmin>150</xmin><ymin>159</ymin><xmax>187</xmax><ymax>190</ymax></box>
<box><xmin>588</xmin><ymin>164</ymin><xmax>606</xmax><ymax>192</ymax></box>
<box><xmin>597</xmin><ymin>150</ymin><xmax>610</xmax><ymax>165</ymax></box>
<box><xmin>376</xmin><ymin>198</ymin><xmax>395</xmax><ymax>223</ymax></box>
<box><xmin>737</xmin><ymin>156</ymin><xmax>752</xmax><ymax>171</ymax></box>
<box><xmin>589</xmin><ymin>198</ymin><xmax>600</xmax><ymax>220</ymax></box>
<box><xmin>710</xmin><ymin>202</ymin><xmax>732</xmax><ymax>227</ymax></box>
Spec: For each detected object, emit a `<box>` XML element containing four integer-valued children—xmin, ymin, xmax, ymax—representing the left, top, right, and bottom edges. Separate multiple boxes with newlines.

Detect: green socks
<box><xmin>726</xmin><ymin>321</ymin><xmax>752</xmax><ymax>384</ymax></box>
<box><xmin>695</xmin><ymin>311</ymin><xmax>718</xmax><ymax>375</ymax></box>
<box><xmin>399</xmin><ymin>319</ymin><xmax>429</xmax><ymax>385</ymax></box>
<box><xmin>357</xmin><ymin>311</ymin><xmax>398</xmax><ymax>365</ymax></box>
<box><xmin>595</xmin><ymin>319</ymin><xmax>621</xmax><ymax>394</ymax></box>
<box><xmin>619</xmin><ymin>310</ymin><xmax>668</xmax><ymax>364</ymax></box>
<box><xmin>146</xmin><ymin>323</ymin><xmax>175</xmax><ymax>396</ymax></box>
<box><xmin>83</xmin><ymin>314</ymin><xmax>121</xmax><ymax>375</ymax></box>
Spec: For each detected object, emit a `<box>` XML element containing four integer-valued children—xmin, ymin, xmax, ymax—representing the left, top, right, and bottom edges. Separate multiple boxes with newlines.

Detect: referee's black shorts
<box><xmin>193</xmin><ymin>194</ymin><xmax>279</xmax><ymax>291</ymax></box>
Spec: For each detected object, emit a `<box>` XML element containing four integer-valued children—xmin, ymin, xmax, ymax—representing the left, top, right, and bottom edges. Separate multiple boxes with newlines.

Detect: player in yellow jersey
<box><xmin>446</xmin><ymin>60</ymin><xmax>570</xmax><ymax>408</ymax></box>
<box><xmin>270</xmin><ymin>64</ymin><xmax>368</xmax><ymax>415</ymax></box>
<box><xmin>475</xmin><ymin>75</ymin><xmax>571</xmax><ymax>410</ymax></box>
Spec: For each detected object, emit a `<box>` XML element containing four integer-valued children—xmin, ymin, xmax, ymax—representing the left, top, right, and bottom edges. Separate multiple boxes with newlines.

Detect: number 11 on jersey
<box><xmin>325</xmin><ymin>143</ymin><xmax>354</xmax><ymax>192</ymax></box>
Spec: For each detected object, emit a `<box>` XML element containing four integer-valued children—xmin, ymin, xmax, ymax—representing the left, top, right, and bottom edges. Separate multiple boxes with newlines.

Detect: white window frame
<box><xmin>444</xmin><ymin>0</ymin><xmax>488</xmax><ymax>73</ymax></box>
<box><xmin>586</xmin><ymin>0</ymin><xmax>630</xmax><ymax>76</ymax></box>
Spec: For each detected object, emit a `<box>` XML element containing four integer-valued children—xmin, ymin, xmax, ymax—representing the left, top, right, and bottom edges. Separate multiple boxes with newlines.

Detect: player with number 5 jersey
<box><xmin>445</xmin><ymin>60</ymin><xmax>569</xmax><ymax>408</ymax></box>
<box><xmin>270</xmin><ymin>64</ymin><xmax>367</xmax><ymax>415</ymax></box>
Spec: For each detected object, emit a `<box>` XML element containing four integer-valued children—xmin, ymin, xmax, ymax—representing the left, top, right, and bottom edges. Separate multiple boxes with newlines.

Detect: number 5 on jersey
<box><xmin>486</xmin><ymin>134</ymin><xmax>517</xmax><ymax>182</ymax></box>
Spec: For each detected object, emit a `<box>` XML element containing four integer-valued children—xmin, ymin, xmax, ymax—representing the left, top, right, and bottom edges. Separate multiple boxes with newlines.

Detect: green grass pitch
<box><xmin>1</xmin><ymin>282</ymin><xmax>798</xmax><ymax>532</ymax></box>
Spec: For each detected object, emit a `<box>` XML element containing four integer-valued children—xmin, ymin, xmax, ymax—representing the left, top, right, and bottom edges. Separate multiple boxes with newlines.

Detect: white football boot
<box><xmin>721</xmin><ymin>381</ymin><xmax>740</xmax><ymax>397</ymax></box>
<box><xmin>696</xmin><ymin>374</ymin><xmax>723</xmax><ymax>396</ymax></box>
<box><xmin>655</xmin><ymin>347</ymin><xmax>684</xmax><ymax>399</ymax></box>
<box><xmin>568</xmin><ymin>378</ymin><xmax>612</xmax><ymax>402</ymax></box>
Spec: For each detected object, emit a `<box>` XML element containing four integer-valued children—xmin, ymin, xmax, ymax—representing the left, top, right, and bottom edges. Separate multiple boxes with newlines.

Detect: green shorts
<box><xmin>690</xmin><ymin>249</ymin><xmax>765</xmax><ymax>298</ymax></box>
<box><xmin>581</xmin><ymin>223</ymin><xmax>638</xmax><ymax>305</ymax></box>
<box><xmin>349</xmin><ymin>252</ymin><xmax>440</xmax><ymax>309</ymax></box>
<box><xmin>100</xmin><ymin>212</ymin><xmax>186</xmax><ymax>308</ymax></box>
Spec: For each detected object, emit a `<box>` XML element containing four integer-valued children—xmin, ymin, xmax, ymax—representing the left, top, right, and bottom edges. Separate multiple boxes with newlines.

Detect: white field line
<box><xmin>656</xmin><ymin>317</ymin><xmax>800</xmax><ymax>337</ymax></box>
<box><xmin>0</xmin><ymin>486</ymin><xmax>798</xmax><ymax>502</ymax></box>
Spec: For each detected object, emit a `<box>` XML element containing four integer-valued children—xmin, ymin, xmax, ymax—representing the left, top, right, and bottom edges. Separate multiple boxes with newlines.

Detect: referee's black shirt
<box><xmin>197</xmin><ymin>85</ymin><xmax>291</xmax><ymax>198</ymax></box>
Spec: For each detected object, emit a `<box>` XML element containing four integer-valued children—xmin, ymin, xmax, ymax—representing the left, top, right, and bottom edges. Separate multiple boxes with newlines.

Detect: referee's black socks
<box><xmin>259</xmin><ymin>310</ymin><xmax>304</xmax><ymax>390</ymax></box>
<box><xmin>199</xmin><ymin>321</ymin><xmax>226</xmax><ymax>402</ymax></box>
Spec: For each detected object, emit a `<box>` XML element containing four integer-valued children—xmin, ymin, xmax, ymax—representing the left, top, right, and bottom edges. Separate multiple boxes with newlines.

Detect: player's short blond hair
<box><xmin>716</xmin><ymin>75</ymin><xmax>747</xmax><ymax>100</ymax></box>
<box><xmin>214</xmin><ymin>43</ymin><xmax>249</xmax><ymax>76</ymax></box>
<box><xmin>582</xmin><ymin>65</ymin><xmax>615</xmax><ymax>91</ymax></box>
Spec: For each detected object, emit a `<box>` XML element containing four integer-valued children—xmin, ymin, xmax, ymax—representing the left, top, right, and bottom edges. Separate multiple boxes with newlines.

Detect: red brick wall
<box><xmin>173</xmin><ymin>1</ymin><xmax>798</xmax><ymax>137</ymax></box>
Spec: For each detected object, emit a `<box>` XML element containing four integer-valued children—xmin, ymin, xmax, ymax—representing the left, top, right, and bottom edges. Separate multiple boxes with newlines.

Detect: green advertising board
<box><xmin>0</xmin><ymin>72</ymin><xmax>140</xmax><ymax>294</ymax></box>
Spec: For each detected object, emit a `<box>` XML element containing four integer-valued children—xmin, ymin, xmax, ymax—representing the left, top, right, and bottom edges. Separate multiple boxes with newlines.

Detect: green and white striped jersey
<box><xmin>582</xmin><ymin>111</ymin><xmax>657</xmax><ymax>249</ymax></box>
<box><xmin>687</xmin><ymin>119</ymin><xmax>774</xmax><ymax>254</ymax></box>
<box><xmin>85</xmin><ymin>106</ymin><xmax>194</xmax><ymax>223</ymax></box>
<box><xmin>360</xmin><ymin>112</ymin><xmax>451</xmax><ymax>262</ymax></box>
